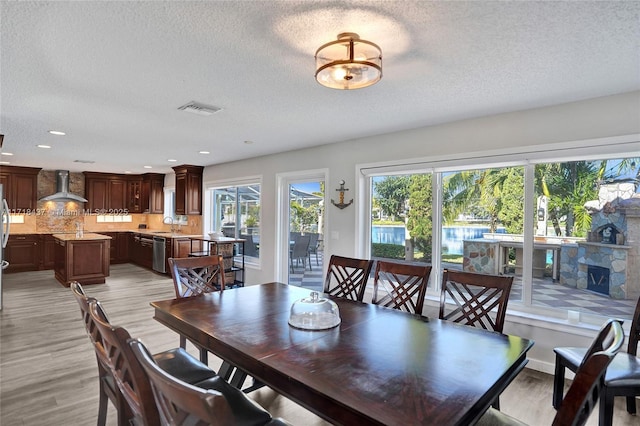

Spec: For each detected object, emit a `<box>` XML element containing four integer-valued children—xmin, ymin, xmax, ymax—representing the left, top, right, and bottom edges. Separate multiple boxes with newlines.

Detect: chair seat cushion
<box><xmin>605</xmin><ymin>352</ymin><xmax>640</xmax><ymax>388</ymax></box>
<box><xmin>475</xmin><ymin>407</ymin><xmax>528</xmax><ymax>426</ymax></box>
<box><xmin>194</xmin><ymin>375</ymin><xmax>273</xmax><ymax>426</ymax></box>
<box><xmin>153</xmin><ymin>348</ymin><xmax>218</xmax><ymax>385</ymax></box>
<box><xmin>554</xmin><ymin>347</ymin><xmax>586</xmax><ymax>369</ymax></box>
<box><xmin>556</xmin><ymin>347</ymin><xmax>640</xmax><ymax>387</ymax></box>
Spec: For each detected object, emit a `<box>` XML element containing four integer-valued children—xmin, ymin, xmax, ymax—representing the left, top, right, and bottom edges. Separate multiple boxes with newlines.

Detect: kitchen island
<box><xmin>53</xmin><ymin>233</ymin><xmax>111</xmax><ymax>287</ymax></box>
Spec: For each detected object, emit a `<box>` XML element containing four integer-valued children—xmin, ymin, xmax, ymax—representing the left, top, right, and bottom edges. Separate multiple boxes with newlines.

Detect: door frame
<box><xmin>275</xmin><ymin>169</ymin><xmax>328</xmax><ymax>284</ymax></box>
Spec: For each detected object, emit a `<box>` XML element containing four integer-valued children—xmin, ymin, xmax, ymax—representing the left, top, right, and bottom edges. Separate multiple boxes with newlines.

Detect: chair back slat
<box><xmin>552</xmin><ymin>319</ymin><xmax>624</xmax><ymax>426</ymax></box>
<box><xmin>439</xmin><ymin>269</ymin><xmax>513</xmax><ymax>333</ymax></box>
<box><xmin>324</xmin><ymin>255</ymin><xmax>374</xmax><ymax>302</ymax></box>
<box><xmin>373</xmin><ymin>261</ymin><xmax>431</xmax><ymax>314</ymax></box>
<box><xmin>168</xmin><ymin>255</ymin><xmax>225</xmax><ymax>298</ymax></box>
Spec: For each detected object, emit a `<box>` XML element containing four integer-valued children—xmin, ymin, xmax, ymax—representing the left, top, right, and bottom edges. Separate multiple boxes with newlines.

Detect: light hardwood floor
<box><xmin>1</xmin><ymin>264</ymin><xmax>637</xmax><ymax>425</ymax></box>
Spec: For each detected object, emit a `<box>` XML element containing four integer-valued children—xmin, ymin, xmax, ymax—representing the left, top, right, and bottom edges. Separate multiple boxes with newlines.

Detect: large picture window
<box><xmin>365</xmin><ymin>152</ymin><xmax>639</xmax><ymax>321</ymax></box>
<box><xmin>209</xmin><ymin>184</ymin><xmax>260</xmax><ymax>259</ymax></box>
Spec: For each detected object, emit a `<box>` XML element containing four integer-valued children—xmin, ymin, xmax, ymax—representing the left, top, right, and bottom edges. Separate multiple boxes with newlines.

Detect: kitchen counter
<box><xmin>52</xmin><ymin>233</ymin><xmax>112</xmax><ymax>241</ymax></box>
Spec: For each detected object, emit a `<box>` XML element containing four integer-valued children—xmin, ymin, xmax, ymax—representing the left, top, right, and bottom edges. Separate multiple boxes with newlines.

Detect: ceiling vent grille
<box><xmin>178</xmin><ymin>101</ymin><xmax>222</xmax><ymax>116</ymax></box>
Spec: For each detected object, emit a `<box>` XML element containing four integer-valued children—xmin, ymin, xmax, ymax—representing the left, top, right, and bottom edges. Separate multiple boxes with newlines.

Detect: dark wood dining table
<box><xmin>151</xmin><ymin>282</ymin><xmax>534</xmax><ymax>426</ymax></box>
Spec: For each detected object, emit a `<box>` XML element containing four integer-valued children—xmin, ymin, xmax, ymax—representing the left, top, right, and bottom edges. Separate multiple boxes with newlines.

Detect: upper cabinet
<box><xmin>172</xmin><ymin>165</ymin><xmax>203</xmax><ymax>215</ymax></box>
<box><xmin>85</xmin><ymin>172</ymin><xmax>164</xmax><ymax>213</ymax></box>
<box><xmin>141</xmin><ymin>173</ymin><xmax>165</xmax><ymax>214</ymax></box>
<box><xmin>0</xmin><ymin>165</ymin><xmax>42</xmax><ymax>210</ymax></box>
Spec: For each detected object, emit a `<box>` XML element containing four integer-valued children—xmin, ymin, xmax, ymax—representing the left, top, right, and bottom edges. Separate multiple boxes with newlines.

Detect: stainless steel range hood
<box><xmin>39</xmin><ymin>170</ymin><xmax>88</xmax><ymax>203</ymax></box>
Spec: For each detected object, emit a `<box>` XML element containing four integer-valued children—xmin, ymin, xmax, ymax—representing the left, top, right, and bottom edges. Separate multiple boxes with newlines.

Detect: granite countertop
<box><xmin>53</xmin><ymin>233</ymin><xmax>113</xmax><ymax>241</ymax></box>
<box><xmin>14</xmin><ymin>230</ymin><xmax>205</xmax><ymax>239</ymax></box>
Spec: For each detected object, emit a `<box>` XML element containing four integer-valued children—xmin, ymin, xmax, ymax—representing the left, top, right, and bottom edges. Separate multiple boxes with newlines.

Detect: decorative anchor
<box><xmin>331</xmin><ymin>180</ymin><xmax>353</xmax><ymax>209</ymax></box>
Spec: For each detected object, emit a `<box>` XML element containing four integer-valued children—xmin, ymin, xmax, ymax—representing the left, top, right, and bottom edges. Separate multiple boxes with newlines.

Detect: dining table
<box><xmin>151</xmin><ymin>282</ymin><xmax>534</xmax><ymax>426</ymax></box>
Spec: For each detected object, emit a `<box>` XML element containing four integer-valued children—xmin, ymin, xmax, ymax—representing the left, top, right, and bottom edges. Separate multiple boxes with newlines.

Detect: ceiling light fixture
<box><xmin>315</xmin><ymin>32</ymin><xmax>382</xmax><ymax>90</ymax></box>
<box><xmin>199</xmin><ymin>151</ymin><xmax>210</xmax><ymax>154</ymax></box>
<box><xmin>48</xmin><ymin>130</ymin><xmax>66</xmax><ymax>136</ymax></box>
<box><xmin>37</xmin><ymin>144</ymin><xmax>51</xmax><ymax>149</ymax></box>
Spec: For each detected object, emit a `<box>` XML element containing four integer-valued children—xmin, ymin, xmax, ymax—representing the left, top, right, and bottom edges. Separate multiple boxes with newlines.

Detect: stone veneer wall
<box><xmin>463</xmin><ymin>239</ymin><xmax>499</xmax><ymax>274</ymax></box>
<box><xmin>560</xmin><ymin>243</ymin><xmax>629</xmax><ymax>299</ymax></box>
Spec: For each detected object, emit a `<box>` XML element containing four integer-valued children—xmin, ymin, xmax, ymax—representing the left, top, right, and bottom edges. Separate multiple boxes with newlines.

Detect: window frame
<box><xmin>357</xmin><ymin>134</ymin><xmax>640</xmax><ymax>325</ymax></box>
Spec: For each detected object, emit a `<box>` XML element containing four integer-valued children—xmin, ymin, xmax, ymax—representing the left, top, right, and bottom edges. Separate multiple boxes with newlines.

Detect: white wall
<box><xmin>200</xmin><ymin>90</ymin><xmax>640</xmax><ymax>372</ymax></box>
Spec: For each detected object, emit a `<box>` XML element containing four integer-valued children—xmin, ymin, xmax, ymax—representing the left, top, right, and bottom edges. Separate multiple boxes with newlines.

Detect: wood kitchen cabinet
<box><xmin>53</xmin><ymin>234</ymin><xmax>111</xmax><ymax>286</ymax></box>
<box><xmin>172</xmin><ymin>165</ymin><xmax>203</xmax><ymax>215</ymax></box>
<box><xmin>0</xmin><ymin>165</ymin><xmax>41</xmax><ymax>211</ymax></box>
<box><xmin>85</xmin><ymin>172</ymin><xmax>164</xmax><ymax>213</ymax></box>
<box><xmin>141</xmin><ymin>173</ymin><xmax>165</xmax><ymax>214</ymax></box>
<box><xmin>102</xmin><ymin>232</ymin><xmax>130</xmax><ymax>263</ymax></box>
<box><xmin>129</xmin><ymin>233</ymin><xmax>153</xmax><ymax>269</ymax></box>
<box><xmin>41</xmin><ymin>234</ymin><xmax>56</xmax><ymax>270</ymax></box>
<box><xmin>5</xmin><ymin>234</ymin><xmax>40</xmax><ymax>272</ymax></box>
<box><xmin>84</xmin><ymin>172</ymin><xmax>128</xmax><ymax>212</ymax></box>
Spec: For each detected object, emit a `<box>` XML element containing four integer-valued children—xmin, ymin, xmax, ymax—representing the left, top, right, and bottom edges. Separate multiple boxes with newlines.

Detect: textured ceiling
<box><xmin>1</xmin><ymin>1</ymin><xmax>639</xmax><ymax>173</ymax></box>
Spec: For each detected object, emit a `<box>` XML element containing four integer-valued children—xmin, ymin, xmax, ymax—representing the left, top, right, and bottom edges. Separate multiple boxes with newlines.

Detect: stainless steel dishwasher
<box><xmin>152</xmin><ymin>236</ymin><xmax>166</xmax><ymax>273</ymax></box>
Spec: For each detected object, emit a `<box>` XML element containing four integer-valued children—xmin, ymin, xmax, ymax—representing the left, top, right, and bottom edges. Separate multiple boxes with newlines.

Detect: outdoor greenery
<box><xmin>372</xmin><ymin>157</ymin><xmax>639</xmax><ymax>260</ymax></box>
<box><xmin>371</xmin><ymin>243</ymin><xmax>405</xmax><ymax>259</ymax></box>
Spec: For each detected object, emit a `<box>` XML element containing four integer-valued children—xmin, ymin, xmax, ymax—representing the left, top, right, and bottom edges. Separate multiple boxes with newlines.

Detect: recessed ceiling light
<box><xmin>37</xmin><ymin>144</ymin><xmax>51</xmax><ymax>149</ymax></box>
<box><xmin>199</xmin><ymin>151</ymin><xmax>210</xmax><ymax>154</ymax></box>
<box><xmin>143</xmin><ymin>165</ymin><xmax>152</xmax><ymax>169</ymax></box>
<box><xmin>244</xmin><ymin>140</ymin><xmax>253</xmax><ymax>145</ymax></box>
<box><xmin>48</xmin><ymin>130</ymin><xmax>66</xmax><ymax>136</ymax></box>
<box><xmin>167</xmin><ymin>159</ymin><xmax>177</xmax><ymax>162</ymax></box>
<box><xmin>1</xmin><ymin>152</ymin><xmax>13</xmax><ymax>156</ymax></box>
<box><xmin>124</xmin><ymin>171</ymin><xmax>133</xmax><ymax>174</ymax></box>
<box><xmin>0</xmin><ymin>161</ymin><xmax>10</xmax><ymax>165</ymax></box>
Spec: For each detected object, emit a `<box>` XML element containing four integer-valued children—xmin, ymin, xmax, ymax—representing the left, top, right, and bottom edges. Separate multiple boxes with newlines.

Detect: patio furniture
<box><xmin>323</xmin><ymin>255</ymin><xmax>373</xmax><ymax>302</ymax></box>
<box><xmin>553</xmin><ymin>296</ymin><xmax>640</xmax><ymax>425</ymax></box>
<box><xmin>289</xmin><ymin>234</ymin><xmax>311</xmax><ymax>273</ymax></box>
<box><xmin>372</xmin><ymin>260</ymin><xmax>431</xmax><ymax>314</ymax></box>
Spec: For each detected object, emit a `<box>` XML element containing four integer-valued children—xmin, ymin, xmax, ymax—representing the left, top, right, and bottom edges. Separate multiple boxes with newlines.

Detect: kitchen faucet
<box><xmin>163</xmin><ymin>216</ymin><xmax>175</xmax><ymax>233</ymax></box>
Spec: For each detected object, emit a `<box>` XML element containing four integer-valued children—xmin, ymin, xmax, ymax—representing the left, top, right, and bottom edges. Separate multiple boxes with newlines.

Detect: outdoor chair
<box><xmin>477</xmin><ymin>319</ymin><xmax>624</xmax><ymax>426</ymax></box>
<box><xmin>240</xmin><ymin>233</ymin><xmax>259</xmax><ymax>257</ymax></box>
<box><xmin>307</xmin><ymin>232</ymin><xmax>320</xmax><ymax>266</ymax></box>
<box><xmin>553</xmin><ymin>296</ymin><xmax>640</xmax><ymax>425</ymax></box>
<box><xmin>130</xmin><ymin>339</ymin><xmax>292</xmax><ymax>426</ymax></box>
<box><xmin>439</xmin><ymin>269</ymin><xmax>514</xmax><ymax>333</ymax></box>
<box><xmin>290</xmin><ymin>234</ymin><xmax>311</xmax><ymax>273</ymax></box>
<box><xmin>372</xmin><ymin>260</ymin><xmax>431</xmax><ymax>314</ymax></box>
<box><xmin>323</xmin><ymin>255</ymin><xmax>374</xmax><ymax>302</ymax></box>
<box><xmin>79</xmin><ymin>292</ymin><xmax>217</xmax><ymax>426</ymax></box>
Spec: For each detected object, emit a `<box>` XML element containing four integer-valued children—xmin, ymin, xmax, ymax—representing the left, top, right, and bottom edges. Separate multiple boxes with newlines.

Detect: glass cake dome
<box><xmin>288</xmin><ymin>292</ymin><xmax>341</xmax><ymax>330</ymax></box>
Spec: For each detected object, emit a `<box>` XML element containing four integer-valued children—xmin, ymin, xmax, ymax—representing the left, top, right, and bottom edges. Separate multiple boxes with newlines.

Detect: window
<box><xmin>363</xmin><ymin>147</ymin><xmax>640</xmax><ymax>321</ymax></box>
<box><xmin>208</xmin><ymin>184</ymin><xmax>260</xmax><ymax>259</ymax></box>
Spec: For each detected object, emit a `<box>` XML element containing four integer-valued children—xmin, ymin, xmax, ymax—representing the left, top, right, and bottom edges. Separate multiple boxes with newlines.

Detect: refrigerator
<box><xmin>1</xmin><ymin>184</ymin><xmax>10</xmax><ymax>310</ymax></box>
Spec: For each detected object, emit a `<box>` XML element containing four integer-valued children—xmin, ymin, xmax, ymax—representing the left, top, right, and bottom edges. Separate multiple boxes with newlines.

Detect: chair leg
<box><xmin>599</xmin><ymin>389</ymin><xmax>614</xmax><ymax>426</ymax></box>
<box><xmin>552</xmin><ymin>356</ymin><xmax>566</xmax><ymax>409</ymax></box>
<box><xmin>97</xmin><ymin>379</ymin><xmax>108</xmax><ymax>426</ymax></box>
<box><xmin>626</xmin><ymin>395</ymin><xmax>637</xmax><ymax>415</ymax></box>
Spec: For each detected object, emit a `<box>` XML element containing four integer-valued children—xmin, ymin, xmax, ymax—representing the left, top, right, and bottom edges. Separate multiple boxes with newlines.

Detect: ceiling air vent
<box><xmin>74</xmin><ymin>159</ymin><xmax>95</xmax><ymax>164</ymax></box>
<box><xmin>178</xmin><ymin>101</ymin><xmax>222</xmax><ymax>116</ymax></box>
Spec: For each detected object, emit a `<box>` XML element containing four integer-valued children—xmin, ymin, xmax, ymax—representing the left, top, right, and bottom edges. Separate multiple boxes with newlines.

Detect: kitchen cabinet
<box><xmin>141</xmin><ymin>173</ymin><xmax>165</xmax><ymax>214</ymax></box>
<box><xmin>102</xmin><ymin>232</ymin><xmax>130</xmax><ymax>263</ymax></box>
<box><xmin>84</xmin><ymin>172</ymin><xmax>128</xmax><ymax>212</ymax></box>
<box><xmin>53</xmin><ymin>233</ymin><xmax>111</xmax><ymax>286</ymax></box>
<box><xmin>0</xmin><ymin>165</ymin><xmax>41</xmax><ymax>211</ymax></box>
<box><xmin>129</xmin><ymin>233</ymin><xmax>153</xmax><ymax>269</ymax></box>
<box><xmin>5</xmin><ymin>234</ymin><xmax>40</xmax><ymax>272</ymax></box>
<box><xmin>85</xmin><ymin>172</ymin><xmax>164</xmax><ymax>214</ymax></box>
<box><xmin>172</xmin><ymin>165</ymin><xmax>203</xmax><ymax>215</ymax></box>
<box><xmin>41</xmin><ymin>234</ymin><xmax>56</xmax><ymax>270</ymax></box>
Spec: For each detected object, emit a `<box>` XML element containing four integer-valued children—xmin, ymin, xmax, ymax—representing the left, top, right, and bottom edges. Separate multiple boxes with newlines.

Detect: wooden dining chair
<box><xmin>168</xmin><ymin>255</ymin><xmax>225</xmax><ymax>364</ymax></box>
<box><xmin>129</xmin><ymin>339</ymin><xmax>292</xmax><ymax>426</ymax></box>
<box><xmin>372</xmin><ymin>260</ymin><xmax>431</xmax><ymax>314</ymax></box>
<box><xmin>70</xmin><ymin>282</ymin><xmax>124</xmax><ymax>426</ymax></box>
<box><xmin>553</xmin><ymin>296</ymin><xmax>640</xmax><ymax>425</ymax></box>
<box><xmin>439</xmin><ymin>269</ymin><xmax>514</xmax><ymax>333</ymax></box>
<box><xmin>87</xmin><ymin>299</ymin><xmax>220</xmax><ymax>426</ymax></box>
<box><xmin>323</xmin><ymin>255</ymin><xmax>374</xmax><ymax>302</ymax></box>
<box><xmin>477</xmin><ymin>319</ymin><xmax>624</xmax><ymax>426</ymax></box>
